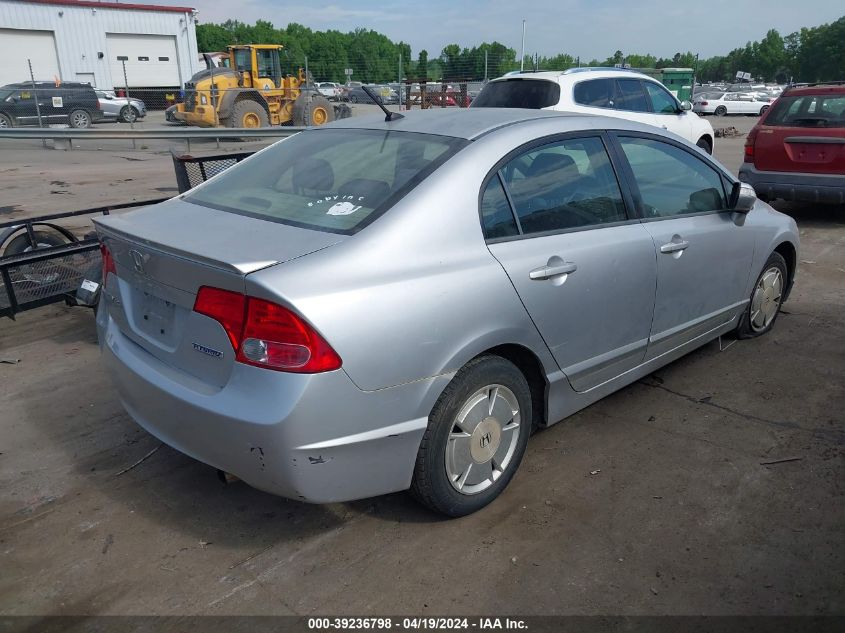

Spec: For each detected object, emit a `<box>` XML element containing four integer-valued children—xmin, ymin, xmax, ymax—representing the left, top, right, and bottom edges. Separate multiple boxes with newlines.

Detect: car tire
<box><xmin>119</xmin><ymin>106</ymin><xmax>139</xmax><ymax>123</ymax></box>
<box><xmin>411</xmin><ymin>354</ymin><xmax>532</xmax><ymax>517</ymax></box>
<box><xmin>696</xmin><ymin>137</ymin><xmax>713</xmax><ymax>155</ymax></box>
<box><xmin>229</xmin><ymin>100</ymin><xmax>269</xmax><ymax>128</ymax></box>
<box><xmin>735</xmin><ymin>252</ymin><xmax>788</xmax><ymax>339</ymax></box>
<box><xmin>759</xmin><ymin>105</ymin><xmax>770</xmax><ymax>116</ymax></box>
<box><xmin>0</xmin><ymin>113</ymin><xmax>12</xmax><ymax>128</ymax></box>
<box><xmin>714</xmin><ymin>106</ymin><xmax>727</xmax><ymax>116</ymax></box>
<box><xmin>69</xmin><ymin>109</ymin><xmax>92</xmax><ymax>129</ymax></box>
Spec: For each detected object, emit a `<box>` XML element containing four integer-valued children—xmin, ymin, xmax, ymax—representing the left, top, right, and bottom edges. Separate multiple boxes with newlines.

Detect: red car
<box><xmin>739</xmin><ymin>82</ymin><xmax>845</xmax><ymax>203</ymax></box>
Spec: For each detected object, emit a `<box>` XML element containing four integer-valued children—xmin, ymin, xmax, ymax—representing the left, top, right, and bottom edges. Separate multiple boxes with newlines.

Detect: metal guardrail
<box><xmin>0</xmin><ymin>127</ymin><xmax>305</xmax><ymax>140</ymax></box>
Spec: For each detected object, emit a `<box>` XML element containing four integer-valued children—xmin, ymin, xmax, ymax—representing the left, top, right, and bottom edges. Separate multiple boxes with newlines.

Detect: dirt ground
<box><xmin>0</xmin><ymin>114</ymin><xmax>843</xmax><ymax>617</ymax></box>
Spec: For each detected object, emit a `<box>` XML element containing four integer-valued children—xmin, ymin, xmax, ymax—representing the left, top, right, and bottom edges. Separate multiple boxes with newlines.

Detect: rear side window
<box><xmin>495</xmin><ymin>136</ymin><xmax>627</xmax><ymax>235</ymax></box>
<box><xmin>186</xmin><ymin>128</ymin><xmax>466</xmax><ymax>234</ymax></box>
<box><xmin>480</xmin><ymin>177</ymin><xmax>519</xmax><ymax>239</ymax></box>
<box><xmin>472</xmin><ymin>79</ymin><xmax>560</xmax><ymax>109</ymax></box>
<box><xmin>618</xmin><ymin>137</ymin><xmax>727</xmax><ymax>217</ymax></box>
<box><xmin>573</xmin><ymin>79</ymin><xmax>613</xmax><ymax>108</ymax></box>
<box><xmin>765</xmin><ymin>94</ymin><xmax>845</xmax><ymax>128</ymax></box>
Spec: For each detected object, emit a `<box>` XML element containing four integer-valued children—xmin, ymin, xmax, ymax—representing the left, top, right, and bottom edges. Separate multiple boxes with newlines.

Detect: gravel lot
<box><xmin>0</xmin><ymin>110</ymin><xmax>843</xmax><ymax>617</ymax></box>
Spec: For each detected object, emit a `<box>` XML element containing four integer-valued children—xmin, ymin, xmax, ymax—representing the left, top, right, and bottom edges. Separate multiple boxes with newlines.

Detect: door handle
<box><xmin>529</xmin><ymin>261</ymin><xmax>577</xmax><ymax>280</ymax></box>
<box><xmin>660</xmin><ymin>240</ymin><xmax>690</xmax><ymax>254</ymax></box>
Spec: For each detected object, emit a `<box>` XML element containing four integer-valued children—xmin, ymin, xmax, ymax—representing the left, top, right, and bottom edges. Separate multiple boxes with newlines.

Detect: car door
<box><xmin>484</xmin><ymin>134</ymin><xmax>658</xmax><ymax>392</ymax></box>
<box><xmin>4</xmin><ymin>89</ymin><xmax>38</xmax><ymax>126</ymax></box>
<box><xmin>612</xmin><ymin>133</ymin><xmax>755</xmax><ymax>360</ymax></box>
<box><xmin>642</xmin><ymin>80</ymin><xmax>693</xmax><ymax>140</ymax></box>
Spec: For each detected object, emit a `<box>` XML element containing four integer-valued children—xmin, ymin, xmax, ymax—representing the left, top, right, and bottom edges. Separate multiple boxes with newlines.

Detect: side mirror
<box><xmin>730</xmin><ymin>181</ymin><xmax>757</xmax><ymax>213</ymax></box>
<box><xmin>679</xmin><ymin>100</ymin><xmax>692</xmax><ymax>111</ymax></box>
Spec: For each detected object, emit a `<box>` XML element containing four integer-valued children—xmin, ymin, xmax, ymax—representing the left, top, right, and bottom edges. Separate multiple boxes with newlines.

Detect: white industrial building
<box><xmin>0</xmin><ymin>0</ymin><xmax>200</xmax><ymax>91</ymax></box>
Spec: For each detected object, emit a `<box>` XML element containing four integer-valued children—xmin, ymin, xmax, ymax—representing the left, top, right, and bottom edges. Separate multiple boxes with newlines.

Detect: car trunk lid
<box><xmin>95</xmin><ymin>198</ymin><xmax>343</xmax><ymax>387</ymax></box>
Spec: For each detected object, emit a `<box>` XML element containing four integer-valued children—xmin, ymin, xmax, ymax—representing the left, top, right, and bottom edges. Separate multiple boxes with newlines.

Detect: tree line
<box><xmin>196</xmin><ymin>16</ymin><xmax>844</xmax><ymax>84</ymax></box>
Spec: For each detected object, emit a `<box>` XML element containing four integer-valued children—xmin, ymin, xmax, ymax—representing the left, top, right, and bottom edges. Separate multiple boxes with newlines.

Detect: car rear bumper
<box><xmin>738</xmin><ymin>163</ymin><xmax>845</xmax><ymax>204</ymax></box>
<box><xmin>98</xmin><ymin>308</ymin><xmax>444</xmax><ymax>503</ymax></box>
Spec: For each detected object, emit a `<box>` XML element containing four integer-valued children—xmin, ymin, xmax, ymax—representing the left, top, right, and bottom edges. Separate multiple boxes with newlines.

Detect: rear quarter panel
<box><xmin>245</xmin><ymin>129</ymin><xmax>564</xmax><ymax>392</ymax></box>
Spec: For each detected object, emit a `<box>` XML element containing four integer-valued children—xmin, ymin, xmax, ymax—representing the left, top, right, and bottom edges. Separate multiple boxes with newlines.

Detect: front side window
<box><xmin>233</xmin><ymin>49</ymin><xmax>251</xmax><ymax>72</ymax></box>
<box><xmin>618</xmin><ymin>137</ymin><xmax>727</xmax><ymax>218</ymax></box>
<box><xmin>643</xmin><ymin>82</ymin><xmax>678</xmax><ymax>114</ymax></box>
<box><xmin>186</xmin><ymin>129</ymin><xmax>466</xmax><ymax>234</ymax></box>
<box><xmin>615</xmin><ymin>79</ymin><xmax>649</xmax><ymax>112</ymax></box>
<box><xmin>495</xmin><ymin>136</ymin><xmax>627</xmax><ymax>235</ymax></box>
<box><xmin>573</xmin><ymin>79</ymin><xmax>613</xmax><ymax>108</ymax></box>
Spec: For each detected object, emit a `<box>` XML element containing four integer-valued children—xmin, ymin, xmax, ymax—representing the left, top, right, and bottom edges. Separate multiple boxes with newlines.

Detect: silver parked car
<box><xmin>95</xmin><ymin>109</ymin><xmax>798</xmax><ymax>516</ymax></box>
<box><xmin>95</xmin><ymin>90</ymin><xmax>147</xmax><ymax>123</ymax></box>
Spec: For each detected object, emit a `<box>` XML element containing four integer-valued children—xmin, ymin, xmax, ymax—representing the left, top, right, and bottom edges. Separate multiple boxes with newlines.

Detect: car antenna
<box><xmin>361</xmin><ymin>85</ymin><xmax>404</xmax><ymax>122</ymax></box>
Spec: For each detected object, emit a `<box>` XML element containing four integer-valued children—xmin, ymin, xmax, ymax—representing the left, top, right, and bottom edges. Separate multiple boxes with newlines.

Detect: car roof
<box><xmin>491</xmin><ymin>68</ymin><xmax>659</xmax><ymax>84</ymax></box>
<box><xmin>320</xmin><ymin>107</ymin><xmax>661</xmax><ymax>141</ymax></box>
<box><xmin>783</xmin><ymin>83</ymin><xmax>845</xmax><ymax>96</ymax></box>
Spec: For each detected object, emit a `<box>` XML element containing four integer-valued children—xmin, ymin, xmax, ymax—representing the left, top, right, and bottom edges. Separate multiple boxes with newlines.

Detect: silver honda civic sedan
<box><xmin>95</xmin><ymin>108</ymin><xmax>798</xmax><ymax>516</ymax></box>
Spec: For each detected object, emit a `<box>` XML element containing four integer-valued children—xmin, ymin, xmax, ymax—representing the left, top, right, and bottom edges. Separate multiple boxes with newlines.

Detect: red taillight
<box><xmin>744</xmin><ymin>125</ymin><xmax>759</xmax><ymax>164</ymax></box>
<box><xmin>194</xmin><ymin>287</ymin><xmax>246</xmax><ymax>353</ymax></box>
<box><xmin>100</xmin><ymin>241</ymin><xmax>116</xmax><ymax>285</ymax></box>
<box><xmin>700</xmin><ymin>100</ymin><xmax>708</xmax><ymax>106</ymax></box>
<box><xmin>193</xmin><ymin>287</ymin><xmax>341</xmax><ymax>373</ymax></box>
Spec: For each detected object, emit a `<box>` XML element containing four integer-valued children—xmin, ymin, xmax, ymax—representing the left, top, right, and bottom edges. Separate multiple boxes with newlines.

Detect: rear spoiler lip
<box><xmin>93</xmin><ymin>218</ymin><xmax>279</xmax><ymax>275</ymax></box>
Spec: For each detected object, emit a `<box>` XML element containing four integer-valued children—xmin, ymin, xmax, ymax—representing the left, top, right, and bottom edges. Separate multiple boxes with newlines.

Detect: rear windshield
<box><xmin>765</xmin><ymin>94</ymin><xmax>845</xmax><ymax>128</ymax></box>
<box><xmin>185</xmin><ymin>128</ymin><xmax>466</xmax><ymax>234</ymax></box>
<box><xmin>472</xmin><ymin>79</ymin><xmax>560</xmax><ymax>109</ymax></box>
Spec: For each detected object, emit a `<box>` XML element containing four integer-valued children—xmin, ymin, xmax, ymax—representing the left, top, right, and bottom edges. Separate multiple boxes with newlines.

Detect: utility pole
<box><xmin>484</xmin><ymin>50</ymin><xmax>488</xmax><ymax>82</ymax></box>
<box><xmin>398</xmin><ymin>52</ymin><xmax>402</xmax><ymax>108</ymax></box>
<box><xmin>520</xmin><ymin>20</ymin><xmax>526</xmax><ymax>72</ymax></box>
<box><xmin>27</xmin><ymin>59</ymin><xmax>46</xmax><ymax>148</ymax></box>
<box><xmin>121</xmin><ymin>59</ymin><xmax>136</xmax><ymax>149</ymax></box>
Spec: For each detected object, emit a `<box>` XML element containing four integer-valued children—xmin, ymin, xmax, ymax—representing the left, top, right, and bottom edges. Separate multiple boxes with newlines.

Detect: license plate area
<box><xmin>135</xmin><ymin>288</ymin><xmax>177</xmax><ymax>344</ymax></box>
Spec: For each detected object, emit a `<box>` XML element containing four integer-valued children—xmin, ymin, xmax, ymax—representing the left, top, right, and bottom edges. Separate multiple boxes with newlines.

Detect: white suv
<box><xmin>472</xmin><ymin>68</ymin><xmax>715</xmax><ymax>153</ymax></box>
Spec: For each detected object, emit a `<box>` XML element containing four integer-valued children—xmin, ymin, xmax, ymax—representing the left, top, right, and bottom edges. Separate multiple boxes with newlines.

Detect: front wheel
<box><xmin>759</xmin><ymin>105</ymin><xmax>770</xmax><ymax>116</ymax></box>
<box><xmin>69</xmin><ymin>109</ymin><xmax>92</xmax><ymax>128</ymax></box>
<box><xmin>229</xmin><ymin>100</ymin><xmax>269</xmax><ymax>128</ymax></box>
<box><xmin>411</xmin><ymin>355</ymin><xmax>532</xmax><ymax>517</ymax></box>
<box><xmin>119</xmin><ymin>105</ymin><xmax>139</xmax><ymax>123</ymax></box>
<box><xmin>735</xmin><ymin>252</ymin><xmax>788</xmax><ymax>339</ymax></box>
<box><xmin>0</xmin><ymin>113</ymin><xmax>12</xmax><ymax>128</ymax></box>
<box><xmin>714</xmin><ymin>105</ymin><xmax>727</xmax><ymax>116</ymax></box>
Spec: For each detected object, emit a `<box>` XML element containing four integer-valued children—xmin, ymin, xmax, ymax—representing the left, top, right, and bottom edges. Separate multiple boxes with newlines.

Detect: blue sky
<box><xmin>187</xmin><ymin>0</ymin><xmax>843</xmax><ymax>60</ymax></box>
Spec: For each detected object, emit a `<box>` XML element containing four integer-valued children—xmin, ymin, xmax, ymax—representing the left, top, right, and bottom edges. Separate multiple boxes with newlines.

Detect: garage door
<box><xmin>0</xmin><ymin>29</ymin><xmax>61</xmax><ymax>86</ymax></box>
<box><xmin>106</xmin><ymin>34</ymin><xmax>180</xmax><ymax>88</ymax></box>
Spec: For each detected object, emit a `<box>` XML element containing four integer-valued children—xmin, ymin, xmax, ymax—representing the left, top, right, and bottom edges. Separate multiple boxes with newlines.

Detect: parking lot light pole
<box><xmin>520</xmin><ymin>20</ymin><xmax>526</xmax><ymax>72</ymax></box>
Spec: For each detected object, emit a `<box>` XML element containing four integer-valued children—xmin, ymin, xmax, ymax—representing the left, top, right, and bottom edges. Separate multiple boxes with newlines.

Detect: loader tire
<box><xmin>292</xmin><ymin>93</ymin><xmax>334</xmax><ymax>127</ymax></box>
<box><xmin>229</xmin><ymin>100</ymin><xmax>269</xmax><ymax>128</ymax></box>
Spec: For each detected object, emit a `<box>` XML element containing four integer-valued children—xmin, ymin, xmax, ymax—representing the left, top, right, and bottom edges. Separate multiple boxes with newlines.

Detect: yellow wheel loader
<box><xmin>174</xmin><ymin>45</ymin><xmax>348</xmax><ymax>128</ymax></box>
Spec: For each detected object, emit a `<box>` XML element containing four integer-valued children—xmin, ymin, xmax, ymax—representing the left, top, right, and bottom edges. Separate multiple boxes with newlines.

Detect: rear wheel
<box><xmin>735</xmin><ymin>252</ymin><xmax>788</xmax><ymax>339</ymax></box>
<box><xmin>696</xmin><ymin>137</ymin><xmax>713</xmax><ymax>155</ymax></box>
<box><xmin>714</xmin><ymin>105</ymin><xmax>727</xmax><ymax>116</ymax></box>
<box><xmin>292</xmin><ymin>93</ymin><xmax>335</xmax><ymax>127</ymax></box>
<box><xmin>411</xmin><ymin>355</ymin><xmax>532</xmax><ymax>517</ymax></box>
<box><xmin>69</xmin><ymin>109</ymin><xmax>92</xmax><ymax>128</ymax></box>
<box><xmin>229</xmin><ymin>100</ymin><xmax>269</xmax><ymax>128</ymax></box>
<box><xmin>759</xmin><ymin>105</ymin><xmax>770</xmax><ymax>116</ymax></box>
<box><xmin>119</xmin><ymin>105</ymin><xmax>139</xmax><ymax>123</ymax></box>
<box><xmin>0</xmin><ymin>113</ymin><xmax>11</xmax><ymax>128</ymax></box>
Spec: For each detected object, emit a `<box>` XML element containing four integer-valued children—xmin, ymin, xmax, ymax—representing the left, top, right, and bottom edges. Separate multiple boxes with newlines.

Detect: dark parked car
<box><xmin>347</xmin><ymin>85</ymin><xmax>386</xmax><ymax>104</ymax></box>
<box><xmin>0</xmin><ymin>82</ymin><xmax>103</xmax><ymax>129</ymax></box>
<box><xmin>739</xmin><ymin>82</ymin><xmax>845</xmax><ymax>203</ymax></box>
